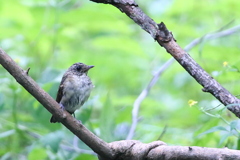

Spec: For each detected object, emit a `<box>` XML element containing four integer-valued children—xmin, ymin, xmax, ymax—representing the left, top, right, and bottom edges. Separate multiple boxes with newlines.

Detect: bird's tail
<box><xmin>50</xmin><ymin>116</ymin><xmax>58</xmax><ymax>123</ymax></box>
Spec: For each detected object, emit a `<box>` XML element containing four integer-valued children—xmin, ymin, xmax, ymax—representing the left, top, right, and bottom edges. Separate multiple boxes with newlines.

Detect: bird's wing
<box><xmin>56</xmin><ymin>84</ymin><xmax>64</xmax><ymax>103</ymax></box>
<box><xmin>56</xmin><ymin>74</ymin><xmax>68</xmax><ymax>103</ymax></box>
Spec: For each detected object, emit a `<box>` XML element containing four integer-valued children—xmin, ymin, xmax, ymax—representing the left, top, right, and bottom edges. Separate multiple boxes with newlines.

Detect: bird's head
<box><xmin>69</xmin><ymin>62</ymin><xmax>94</xmax><ymax>75</ymax></box>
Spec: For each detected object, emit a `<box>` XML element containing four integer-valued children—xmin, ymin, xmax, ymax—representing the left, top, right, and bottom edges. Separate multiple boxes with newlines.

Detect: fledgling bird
<box><xmin>50</xmin><ymin>62</ymin><xmax>94</xmax><ymax>123</ymax></box>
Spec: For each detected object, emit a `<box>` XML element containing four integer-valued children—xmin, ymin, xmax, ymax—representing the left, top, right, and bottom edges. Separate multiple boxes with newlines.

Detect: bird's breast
<box><xmin>60</xmin><ymin>74</ymin><xmax>93</xmax><ymax>113</ymax></box>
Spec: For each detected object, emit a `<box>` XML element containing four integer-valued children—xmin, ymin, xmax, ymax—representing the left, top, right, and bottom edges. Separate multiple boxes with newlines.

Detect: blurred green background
<box><xmin>1</xmin><ymin>0</ymin><xmax>240</xmax><ymax>159</ymax></box>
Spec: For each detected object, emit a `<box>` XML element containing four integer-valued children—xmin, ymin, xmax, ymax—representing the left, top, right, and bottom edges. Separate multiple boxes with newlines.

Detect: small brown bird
<box><xmin>50</xmin><ymin>63</ymin><xmax>94</xmax><ymax>123</ymax></box>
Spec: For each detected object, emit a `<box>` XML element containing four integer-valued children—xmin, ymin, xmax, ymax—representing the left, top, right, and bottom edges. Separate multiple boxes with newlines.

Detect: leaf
<box><xmin>219</xmin><ymin>132</ymin><xmax>233</xmax><ymax>145</ymax></box>
<box><xmin>37</xmin><ymin>68</ymin><xmax>61</xmax><ymax>84</ymax></box>
<box><xmin>74</xmin><ymin>154</ymin><xmax>96</xmax><ymax>160</ymax></box>
<box><xmin>229</xmin><ymin>65</ymin><xmax>240</xmax><ymax>72</ymax></box>
<box><xmin>0</xmin><ymin>130</ymin><xmax>15</xmax><ymax>138</ymax></box>
<box><xmin>198</xmin><ymin>126</ymin><xmax>228</xmax><ymax>137</ymax></box>
<box><xmin>77</xmin><ymin>105</ymin><xmax>93</xmax><ymax>124</ymax></box>
<box><xmin>40</xmin><ymin>131</ymin><xmax>64</xmax><ymax>153</ymax></box>
<box><xmin>0</xmin><ymin>93</ymin><xmax>4</xmax><ymax>110</ymax></box>
<box><xmin>28</xmin><ymin>147</ymin><xmax>47</xmax><ymax>160</ymax></box>
<box><xmin>237</xmin><ymin>138</ymin><xmax>240</xmax><ymax>150</ymax></box>
<box><xmin>230</xmin><ymin>120</ymin><xmax>239</xmax><ymax>130</ymax></box>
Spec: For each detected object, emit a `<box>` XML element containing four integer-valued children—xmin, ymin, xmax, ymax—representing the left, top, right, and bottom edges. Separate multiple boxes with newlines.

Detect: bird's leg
<box><xmin>71</xmin><ymin>112</ymin><xmax>81</xmax><ymax>123</ymax></box>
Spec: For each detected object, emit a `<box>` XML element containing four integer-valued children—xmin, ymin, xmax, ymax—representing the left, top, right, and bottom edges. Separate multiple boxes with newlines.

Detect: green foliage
<box><xmin>1</xmin><ymin>0</ymin><xmax>240</xmax><ymax>159</ymax></box>
<box><xmin>28</xmin><ymin>147</ymin><xmax>48</xmax><ymax>160</ymax></box>
<box><xmin>99</xmin><ymin>94</ymin><xmax>115</xmax><ymax>142</ymax></box>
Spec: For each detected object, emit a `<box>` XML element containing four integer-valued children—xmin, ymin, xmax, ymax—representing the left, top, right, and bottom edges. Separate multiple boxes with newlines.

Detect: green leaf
<box><xmin>77</xmin><ymin>105</ymin><xmax>93</xmax><ymax>124</ymax></box>
<box><xmin>74</xmin><ymin>154</ymin><xmax>97</xmax><ymax>160</ymax></box>
<box><xmin>0</xmin><ymin>130</ymin><xmax>15</xmax><ymax>139</ymax></box>
<box><xmin>237</xmin><ymin>138</ymin><xmax>240</xmax><ymax>150</ymax></box>
<box><xmin>219</xmin><ymin>132</ymin><xmax>233</xmax><ymax>145</ymax></box>
<box><xmin>28</xmin><ymin>147</ymin><xmax>47</xmax><ymax>160</ymax></box>
<box><xmin>230</xmin><ymin>120</ymin><xmax>239</xmax><ymax>130</ymax></box>
<box><xmin>40</xmin><ymin>131</ymin><xmax>64</xmax><ymax>153</ymax></box>
<box><xmin>37</xmin><ymin>68</ymin><xmax>61</xmax><ymax>84</ymax></box>
<box><xmin>0</xmin><ymin>93</ymin><xmax>4</xmax><ymax>110</ymax></box>
<box><xmin>198</xmin><ymin>126</ymin><xmax>228</xmax><ymax>137</ymax></box>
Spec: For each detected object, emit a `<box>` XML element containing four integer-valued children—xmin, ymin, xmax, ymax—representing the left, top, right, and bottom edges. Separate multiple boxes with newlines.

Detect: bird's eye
<box><xmin>76</xmin><ymin>65</ymin><xmax>82</xmax><ymax>71</ymax></box>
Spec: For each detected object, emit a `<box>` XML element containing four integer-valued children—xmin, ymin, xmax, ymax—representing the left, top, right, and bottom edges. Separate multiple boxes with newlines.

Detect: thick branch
<box><xmin>90</xmin><ymin>0</ymin><xmax>240</xmax><ymax>118</ymax></box>
<box><xmin>99</xmin><ymin>140</ymin><xmax>240</xmax><ymax>160</ymax></box>
<box><xmin>0</xmin><ymin>49</ymin><xmax>114</xmax><ymax>159</ymax></box>
<box><xmin>1</xmin><ymin>1</ymin><xmax>240</xmax><ymax>159</ymax></box>
<box><xmin>1</xmin><ymin>48</ymin><xmax>240</xmax><ymax>159</ymax></box>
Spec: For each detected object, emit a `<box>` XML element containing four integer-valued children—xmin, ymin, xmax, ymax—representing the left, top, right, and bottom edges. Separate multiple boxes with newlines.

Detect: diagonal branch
<box><xmin>126</xmin><ymin>24</ymin><xmax>240</xmax><ymax>140</ymax></box>
<box><xmin>4</xmin><ymin>47</ymin><xmax>239</xmax><ymax>160</ymax></box>
<box><xmin>90</xmin><ymin>0</ymin><xmax>240</xmax><ymax>118</ymax></box>
<box><xmin>0</xmin><ymin>49</ymin><xmax>114</xmax><ymax>159</ymax></box>
<box><xmin>1</xmin><ymin>0</ymin><xmax>240</xmax><ymax>159</ymax></box>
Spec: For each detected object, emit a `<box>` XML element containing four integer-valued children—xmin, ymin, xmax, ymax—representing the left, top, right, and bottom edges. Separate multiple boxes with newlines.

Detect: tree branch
<box><xmin>126</xmin><ymin>24</ymin><xmax>240</xmax><ymax>140</ymax></box>
<box><xmin>1</xmin><ymin>34</ymin><xmax>240</xmax><ymax>160</ymax></box>
<box><xmin>0</xmin><ymin>49</ymin><xmax>114</xmax><ymax>159</ymax></box>
<box><xmin>90</xmin><ymin>0</ymin><xmax>240</xmax><ymax>118</ymax></box>
<box><xmin>1</xmin><ymin>0</ymin><xmax>240</xmax><ymax>159</ymax></box>
<box><xmin>99</xmin><ymin>140</ymin><xmax>240</xmax><ymax>160</ymax></box>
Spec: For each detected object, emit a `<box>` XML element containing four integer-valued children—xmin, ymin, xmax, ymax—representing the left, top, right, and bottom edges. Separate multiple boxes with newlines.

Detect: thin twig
<box><xmin>25</xmin><ymin>67</ymin><xmax>30</xmax><ymax>75</ymax></box>
<box><xmin>126</xmin><ymin>58</ymin><xmax>174</xmax><ymax>140</ymax></box>
<box><xmin>61</xmin><ymin>144</ymin><xmax>96</xmax><ymax>155</ymax></box>
<box><xmin>157</xmin><ymin>125</ymin><xmax>168</xmax><ymax>140</ymax></box>
<box><xmin>126</xmin><ymin>24</ymin><xmax>240</xmax><ymax>140</ymax></box>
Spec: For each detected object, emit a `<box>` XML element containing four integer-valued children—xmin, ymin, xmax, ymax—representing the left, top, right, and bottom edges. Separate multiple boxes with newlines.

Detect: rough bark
<box><xmin>90</xmin><ymin>0</ymin><xmax>240</xmax><ymax>118</ymax></box>
<box><xmin>98</xmin><ymin>140</ymin><xmax>240</xmax><ymax>160</ymax></box>
<box><xmin>1</xmin><ymin>40</ymin><xmax>240</xmax><ymax>160</ymax></box>
<box><xmin>1</xmin><ymin>0</ymin><xmax>240</xmax><ymax>159</ymax></box>
<box><xmin>0</xmin><ymin>49</ymin><xmax>114</xmax><ymax>160</ymax></box>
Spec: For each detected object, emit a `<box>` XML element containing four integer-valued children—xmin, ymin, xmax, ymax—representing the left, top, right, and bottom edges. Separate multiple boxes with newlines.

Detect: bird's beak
<box><xmin>87</xmin><ymin>65</ymin><xmax>94</xmax><ymax>71</ymax></box>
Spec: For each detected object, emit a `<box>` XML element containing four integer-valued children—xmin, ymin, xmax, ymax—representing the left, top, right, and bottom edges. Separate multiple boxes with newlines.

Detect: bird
<box><xmin>50</xmin><ymin>62</ymin><xmax>94</xmax><ymax>123</ymax></box>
